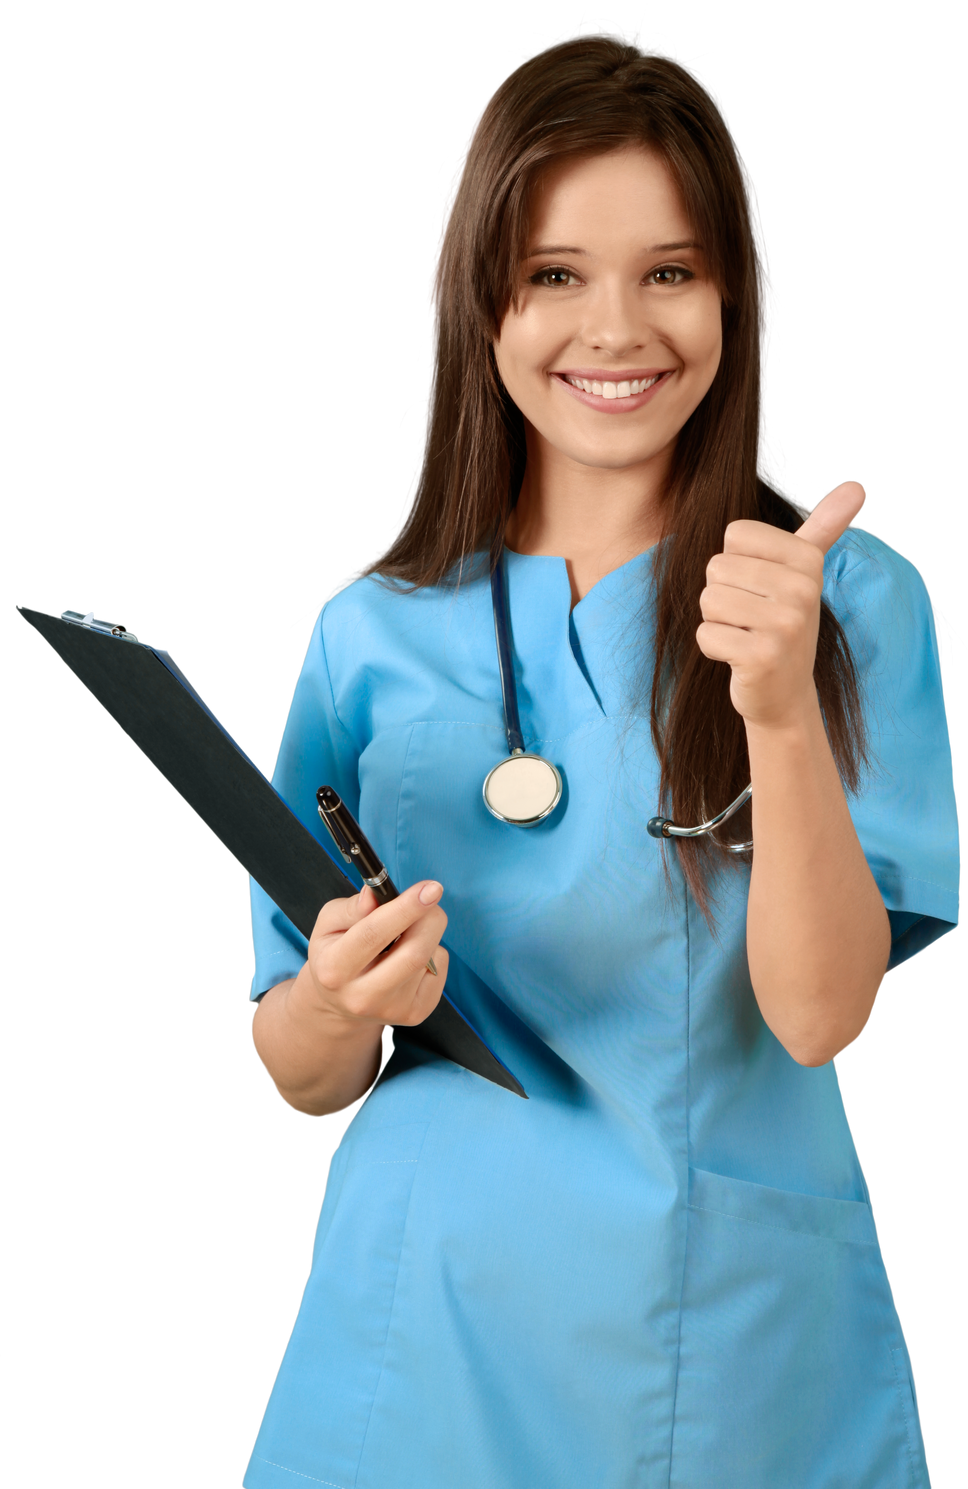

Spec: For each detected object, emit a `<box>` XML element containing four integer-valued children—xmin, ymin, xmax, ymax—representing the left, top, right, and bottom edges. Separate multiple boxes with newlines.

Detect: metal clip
<box><xmin>317</xmin><ymin>802</ymin><xmax>357</xmax><ymax>865</ymax></box>
<box><xmin>61</xmin><ymin>610</ymin><xmax>139</xmax><ymax>642</ymax></box>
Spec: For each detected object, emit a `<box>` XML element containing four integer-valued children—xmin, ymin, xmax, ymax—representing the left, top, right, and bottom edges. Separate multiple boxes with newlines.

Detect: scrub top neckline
<box><xmin>502</xmin><ymin>542</ymin><xmax>657</xmax><ymax>617</ymax></box>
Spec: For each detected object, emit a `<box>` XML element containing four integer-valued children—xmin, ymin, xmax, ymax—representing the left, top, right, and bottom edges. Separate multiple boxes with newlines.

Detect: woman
<box><xmin>245</xmin><ymin>38</ymin><xmax>957</xmax><ymax>1489</ymax></box>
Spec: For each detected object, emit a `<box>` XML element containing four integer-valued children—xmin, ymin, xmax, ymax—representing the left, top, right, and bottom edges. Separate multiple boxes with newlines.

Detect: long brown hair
<box><xmin>368</xmin><ymin>37</ymin><xmax>866</xmax><ymax>908</ymax></box>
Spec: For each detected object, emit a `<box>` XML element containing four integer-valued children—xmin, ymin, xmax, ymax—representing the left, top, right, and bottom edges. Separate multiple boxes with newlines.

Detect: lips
<box><xmin>552</xmin><ymin>368</ymin><xmax>673</xmax><ymax>413</ymax></box>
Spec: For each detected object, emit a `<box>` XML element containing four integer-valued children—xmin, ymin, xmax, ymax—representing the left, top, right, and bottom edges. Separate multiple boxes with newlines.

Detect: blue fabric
<box><xmin>245</xmin><ymin>531</ymin><xmax>957</xmax><ymax>1489</ymax></box>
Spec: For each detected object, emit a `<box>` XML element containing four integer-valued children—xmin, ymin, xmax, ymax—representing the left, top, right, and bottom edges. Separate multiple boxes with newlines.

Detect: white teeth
<box><xmin>563</xmin><ymin>373</ymin><xmax>662</xmax><ymax>399</ymax></box>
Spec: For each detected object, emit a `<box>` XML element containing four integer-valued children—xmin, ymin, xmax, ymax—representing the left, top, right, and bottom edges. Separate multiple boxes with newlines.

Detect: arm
<box><xmin>253</xmin><ymin>970</ymin><xmax>383</xmax><ymax>1117</ymax></box>
<box><xmin>744</xmin><ymin>703</ymin><xmax>890</xmax><ymax>1065</ymax></box>
<box><xmin>698</xmin><ymin>482</ymin><xmax>890</xmax><ymax>1066</ymax></box>
<box><xmin>253</xmin><ymin>880</ymin><xmax>448</xmax><ymax>1115</ymax></box>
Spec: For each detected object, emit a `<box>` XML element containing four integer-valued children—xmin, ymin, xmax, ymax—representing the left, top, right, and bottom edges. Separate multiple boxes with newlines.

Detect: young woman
<box><xmin>245</xmin><ymin>38</ymin><xmax>957</xmax><ymax>1489</ymax></box>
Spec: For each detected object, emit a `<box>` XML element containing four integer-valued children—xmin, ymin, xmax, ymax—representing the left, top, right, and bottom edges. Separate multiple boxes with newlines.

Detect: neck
<box><xmin>500</xmin><ymin>488</ymin><xmax>658</xmax><ymax>610</ymax></box>
<box><xmin>506</xmin><ymin>473</ymin><xmax>664</xmax><ymax>559</ymax></box>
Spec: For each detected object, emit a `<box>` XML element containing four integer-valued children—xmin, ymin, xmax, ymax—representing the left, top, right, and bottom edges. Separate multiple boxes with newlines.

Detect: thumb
<box><xmin>795</xmin><ymin>481</ymin><xmax>865</xmax><ymax>556</ymax></box>
<box><xmin>345</xmin><ymin>885</ymin><xmax>381</xmax><ymax>923</ymax></box>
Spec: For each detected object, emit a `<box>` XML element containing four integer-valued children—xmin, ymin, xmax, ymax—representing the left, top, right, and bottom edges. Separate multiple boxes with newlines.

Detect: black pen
<box><xmin>316</xmin><ymin>785</ymin><xmax>437</xmax><ymax>975</ymax></box>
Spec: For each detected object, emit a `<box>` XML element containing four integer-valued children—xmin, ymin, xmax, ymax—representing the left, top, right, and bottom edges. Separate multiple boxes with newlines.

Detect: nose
<box><xmin>577</xmin><ymin>279</ymin><xmax>652</xmax><ymax>351</ymax></box>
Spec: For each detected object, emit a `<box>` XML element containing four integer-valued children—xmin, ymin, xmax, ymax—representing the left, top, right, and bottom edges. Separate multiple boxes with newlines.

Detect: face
<box><xmin>493</xmin><ymin>147</ymin><xmax>723</xmax><ymax>477</ymax></box>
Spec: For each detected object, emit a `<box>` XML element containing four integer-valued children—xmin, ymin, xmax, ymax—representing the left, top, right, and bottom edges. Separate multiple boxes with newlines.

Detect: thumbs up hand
<box><xmin>696</xmin><ymin>482</ymin><xmax>865</xmax><ymax>729</ymax></box>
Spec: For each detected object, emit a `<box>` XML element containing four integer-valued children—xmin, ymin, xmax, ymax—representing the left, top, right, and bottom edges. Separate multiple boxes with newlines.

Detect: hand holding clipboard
<box><xmin>19</xmin><ymin>606</ymin><xmax>526</xmax><ymax>1098</ymax></box>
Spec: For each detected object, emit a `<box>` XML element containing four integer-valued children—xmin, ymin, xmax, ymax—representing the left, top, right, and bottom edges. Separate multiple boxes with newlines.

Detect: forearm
<box><xmin>745</xmin><ymin>698</ymin><xmax>891</xmax><ymax>1066</ymax></box>
<box><xmin>252</xmin><ymin>963</ymin><xmax>384</xmax><ymax>1116</ymax></box>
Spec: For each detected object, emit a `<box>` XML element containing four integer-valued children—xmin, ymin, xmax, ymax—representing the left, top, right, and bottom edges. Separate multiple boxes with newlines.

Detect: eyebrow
<box><xmin>526</xmin><ymin>240</ymin><xmax>701</xmax><ymax>257</ymax></box>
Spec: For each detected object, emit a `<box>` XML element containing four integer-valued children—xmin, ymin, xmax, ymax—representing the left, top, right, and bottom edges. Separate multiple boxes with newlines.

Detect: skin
<box><xmin>496</xmin><ymin>148</ymin><xmax>723</xmax><ymax>606</ymax></box>
<box><xmin>498</xmin><ymin>146</ymin><xmax>889</xmax><ymax>1065</ymax></box>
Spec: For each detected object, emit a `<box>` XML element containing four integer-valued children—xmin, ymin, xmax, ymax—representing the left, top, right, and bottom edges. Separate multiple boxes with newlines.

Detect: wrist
<box><xmin>290</xmin><ymin>961</ymin><xmax>385</xmax><ymax>1045</ymax></box>
<box><xmin>742</xmin><ymin>690</ymin><xmax>824</xmax><ymax>746</ymax></box>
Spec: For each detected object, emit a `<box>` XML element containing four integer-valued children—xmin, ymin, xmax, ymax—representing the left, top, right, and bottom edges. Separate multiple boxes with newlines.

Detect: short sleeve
<box><xmin>825</xmin><ymin>533</ymin><xmax>959</xmax><ymax>969</ymax></box>
<box><xmin>248</xmin><ymin>606</ymin><xmax>362</xmax><ymax>1000</ymax></box>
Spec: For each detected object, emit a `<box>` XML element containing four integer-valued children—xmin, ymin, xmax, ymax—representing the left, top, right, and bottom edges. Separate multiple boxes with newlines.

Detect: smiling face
<box><xmin>493</xmin><ymin>147</ymin><xmax>724</xmax><ymax>479</ymax></box>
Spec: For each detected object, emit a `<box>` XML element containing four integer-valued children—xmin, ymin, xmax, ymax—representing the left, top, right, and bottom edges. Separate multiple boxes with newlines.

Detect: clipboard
<box><xmin>19</xmin><ymin>606</ymin><xmax>526</xmax><ymax>1099</ymax></box>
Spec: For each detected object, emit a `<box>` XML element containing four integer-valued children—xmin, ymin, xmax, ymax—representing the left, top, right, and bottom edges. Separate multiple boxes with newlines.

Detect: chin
<box><xmin>558</xmin><ymin>435</ymin><xmax>671</xmax><ymax>471</ymax></box>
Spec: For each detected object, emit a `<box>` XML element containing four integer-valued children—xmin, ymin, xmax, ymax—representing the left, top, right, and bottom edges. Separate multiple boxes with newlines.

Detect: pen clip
<box><xmin>317</xmin><ymin>802</ymin><xmax>358</xmax><ymax>866</ymax></box>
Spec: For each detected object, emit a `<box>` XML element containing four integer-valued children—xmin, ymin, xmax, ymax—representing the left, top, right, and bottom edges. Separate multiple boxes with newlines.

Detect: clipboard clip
<box><xmin>61</xmin><ymin>610</ymin><xmax>139</xmax><ymax>643</ymax></box>
<box><xmin>317</xmin><ymin>798</ymin><xmax>360</xmax><ymax>866</ymax></box>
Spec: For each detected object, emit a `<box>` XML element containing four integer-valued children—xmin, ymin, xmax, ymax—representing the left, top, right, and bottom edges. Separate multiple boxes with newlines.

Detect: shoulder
<box><xmin>823</xmin><ymin>527</ymin><xmax>942</xmax><ymax>689</ymax></box>
<box><xmin>319</xmin><ymin>557</ymin><xmax>491</xmax><ymax>646</ymax></box>
<box><xmin>822</xmin><ymin>527</ymin><xmax>934</xmax><ymax>635</ymax></box>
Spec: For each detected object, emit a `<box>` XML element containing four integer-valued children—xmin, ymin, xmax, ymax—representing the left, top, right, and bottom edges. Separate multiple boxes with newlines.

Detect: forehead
<box><xmin>530</xmin><ymin>148</ymin><xmax>682</xmax><ymax>212</ymax></box>
<box><xmin>524</xmin><ymin>148</ymin><xmax>691</xmax><ymax>238</ymax></box>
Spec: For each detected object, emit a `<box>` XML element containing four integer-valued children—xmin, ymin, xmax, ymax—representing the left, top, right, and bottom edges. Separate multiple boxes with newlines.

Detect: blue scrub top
<box><xmin>245</xmin><ymin>531</ymin><xmax>958</xmax><ymax>1489</ymax></box>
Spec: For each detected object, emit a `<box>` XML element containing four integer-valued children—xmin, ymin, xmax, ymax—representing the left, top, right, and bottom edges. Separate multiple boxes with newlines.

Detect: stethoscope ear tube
<box><xmin>647</xmin><ymin>781</ymin><xmax>752</xmax><ymax>848</ymax></box>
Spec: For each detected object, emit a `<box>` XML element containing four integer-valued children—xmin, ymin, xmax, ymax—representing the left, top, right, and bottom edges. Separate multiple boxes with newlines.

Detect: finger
<box><xmin>337</xmin><ymin>894</ymin><xmax>445</xmax><ymax>984</ymax></box>
<box><xmin>311</xmin><ymin>881</ymin><xmax>414</xmax><ymax>964</ymax></box>
<box><xmin>696</xmin><ymin>619</ymin><xmax>760</xmax><ymax>665</ymax></box>
<box><xmin>316</xmin><ymin>880</ymin><xmax>441</xmax><ymax>938</ymax></box>
<box><xmin>705</xmin><ymin>553</ymin><xmax>816</xmax><ymax>598</ymax></box>
<box><xmin>720</xmin><ymin>521</ymin><xmax>816</xmax><ymax>571</ymax></box>
<box><xmin>394</xmin><ymin>949</ymin><xmax>449</xmax><ymax>1027</ymax></box>
<box><xmin>354</xmin><ymin>905</ymin><xmax>448</xmax><ymax>989</ymax></box>
<box><xmin>312</xmin><ymin>885</ymin><xmax>380</xmax><ymax>936</ymax></box>
<box><xmin>795</xmin><ymin>481</ymin><xmax>865</xmax><ymax>556</ymax></box>
<box><xmin>696</xmin><ymin>580</ymin><xmax>804</xmax><ymax>628</ymax></box>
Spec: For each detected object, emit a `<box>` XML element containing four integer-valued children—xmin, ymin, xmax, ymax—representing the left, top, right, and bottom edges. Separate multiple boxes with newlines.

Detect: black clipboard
<box><xmin>19</xmin><ymin>606</ymin><xmax>526</xmax><ymax>1099</ymax></box>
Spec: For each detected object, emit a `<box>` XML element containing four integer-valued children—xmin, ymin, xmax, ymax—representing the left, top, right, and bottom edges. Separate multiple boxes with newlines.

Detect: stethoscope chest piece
<box><xmin>483</xmin><ymin>750</ymin><xmax>562</xmax><ymax>826</ymax></box>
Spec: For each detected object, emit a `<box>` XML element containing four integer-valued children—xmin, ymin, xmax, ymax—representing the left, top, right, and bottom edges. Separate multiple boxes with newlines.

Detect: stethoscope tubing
<box><xmin>490</xmin><ymin>557</ymin><xmax>526</xmax><ymax>756</ymax></box>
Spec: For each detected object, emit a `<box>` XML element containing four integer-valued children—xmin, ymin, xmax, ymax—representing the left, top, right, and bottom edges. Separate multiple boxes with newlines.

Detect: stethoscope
<box><xmin>482</xmin><ymin>550</ymin><xmax>754</xmax><ymax>849</ymax></box>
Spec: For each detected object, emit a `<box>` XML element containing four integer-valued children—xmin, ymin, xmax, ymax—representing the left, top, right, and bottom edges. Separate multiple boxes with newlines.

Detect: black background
<box><xmin>7</xmin><ymin>5</ymin><xmax>959</xmax><ymax>1483</ymax></box>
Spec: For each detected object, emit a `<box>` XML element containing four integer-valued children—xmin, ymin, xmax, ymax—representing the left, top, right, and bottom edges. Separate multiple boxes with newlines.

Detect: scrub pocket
<box><xmin>670</xmin><ymin>1167</ymin><xmax>929</xmax><ymax>1489</ymax></box>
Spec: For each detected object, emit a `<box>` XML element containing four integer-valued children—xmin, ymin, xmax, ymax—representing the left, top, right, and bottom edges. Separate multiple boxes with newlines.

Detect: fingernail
<box><xmin>418</xmin><ymin>881</ymin><xmax>443</xmax><ymax>905</ymax></box>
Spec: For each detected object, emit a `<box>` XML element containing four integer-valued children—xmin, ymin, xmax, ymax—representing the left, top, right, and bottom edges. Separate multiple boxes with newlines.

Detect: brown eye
<box><xmin>649</xmin><ymin>266</ymin><xmax>693</xmax><ymax>285</ymax></box>
<box><xmin>527</xmin><ymin>265</ymin><xmax>693</xmax><ymax>287</ymax></box>
<box><xmin>530</xmin><ymin>269</ymin><xmax>577</xmax><ymax>288</ymax></box>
